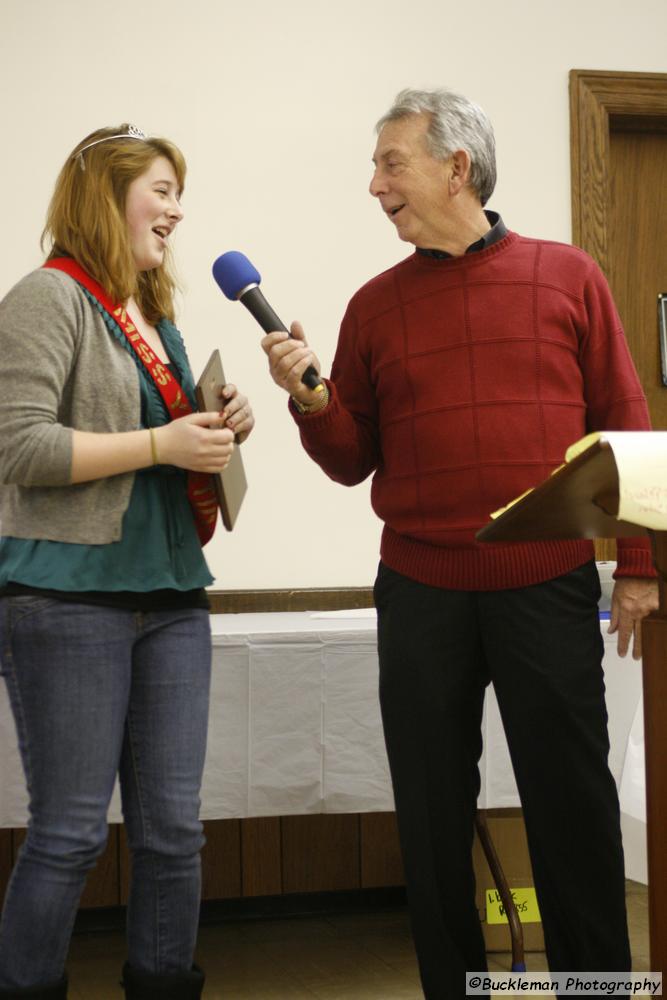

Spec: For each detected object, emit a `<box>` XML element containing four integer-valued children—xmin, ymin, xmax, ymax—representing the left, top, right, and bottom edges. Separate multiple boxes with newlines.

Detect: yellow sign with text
<box><xmin>486</xmin><ymin>887</ymin><xmax>542</xmax><ymax>925</ymax></box>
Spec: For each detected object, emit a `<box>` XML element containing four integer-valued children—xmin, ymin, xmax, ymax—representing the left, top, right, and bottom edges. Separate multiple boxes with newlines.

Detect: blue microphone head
<box><xmin>212</xmin><ymin>251</ymin><xmax>262</xmax><ymax>300</ymax></box>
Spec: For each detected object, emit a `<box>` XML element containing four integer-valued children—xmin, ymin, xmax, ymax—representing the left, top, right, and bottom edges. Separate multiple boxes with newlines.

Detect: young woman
<box><xmin>0</xmin><ymin>124</ymin><xmax>253</xmax><ymax>999</ymax></box>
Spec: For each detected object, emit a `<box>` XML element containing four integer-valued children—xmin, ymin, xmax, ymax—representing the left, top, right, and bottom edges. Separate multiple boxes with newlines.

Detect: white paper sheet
<box><xmin>603</xmin><ymin>431</ymin><xmax>667</xmax><ymax>530</ymax></box>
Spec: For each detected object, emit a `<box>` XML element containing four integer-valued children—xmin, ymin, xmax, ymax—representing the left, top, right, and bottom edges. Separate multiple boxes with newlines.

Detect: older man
<box><xmin>261</xmin><ymin>89</ymin><xmax>658</xmax><ymax>996</ymax></box>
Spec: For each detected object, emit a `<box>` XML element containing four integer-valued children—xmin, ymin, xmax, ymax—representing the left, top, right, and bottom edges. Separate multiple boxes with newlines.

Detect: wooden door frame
<box><xmin>570</xmin><ymin>68</ymin><xmax>667</xmax><ymax>974</ymax></box>
<box><xmin>570</xmin><ymin>69</ymin><xmax>667</xmax><ymax>272</ymax></box>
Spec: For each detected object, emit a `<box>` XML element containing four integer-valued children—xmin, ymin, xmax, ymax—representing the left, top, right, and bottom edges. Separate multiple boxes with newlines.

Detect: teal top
<box><xmin>0</xmin><ymin>291</ymin><xmax>214</xmax><ymax>592</ymax></box>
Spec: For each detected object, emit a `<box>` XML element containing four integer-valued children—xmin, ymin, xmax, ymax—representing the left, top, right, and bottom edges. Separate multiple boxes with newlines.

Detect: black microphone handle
<box><xmin>239</xmin><ymin>286</ymin><xmax>323</xmax><ymax>391</ymax></box>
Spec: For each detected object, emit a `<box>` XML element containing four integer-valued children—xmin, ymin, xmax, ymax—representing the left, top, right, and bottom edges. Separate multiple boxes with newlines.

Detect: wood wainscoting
<box><xmin>207</xmin><ymin>586</ymin><xmax>374</xmax><ymax>614</ymax></box>
<box><xmin>0</xmin><ymin>814</ymin><xmax>405</xmax><ymax>911</ymax></box>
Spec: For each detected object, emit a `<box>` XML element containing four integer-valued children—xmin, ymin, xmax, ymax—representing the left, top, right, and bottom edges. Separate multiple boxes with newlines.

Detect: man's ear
<box><xmin>448</xmin><ymin>149</ymin><xmax>472</xmax><ymax>196</ymax></box>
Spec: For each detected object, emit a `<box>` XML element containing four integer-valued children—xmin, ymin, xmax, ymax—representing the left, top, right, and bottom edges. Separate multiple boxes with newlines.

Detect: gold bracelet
<box><xmin>149</xmin><ymin>427</ymin><xmax>160</xmax><ymax>466</ymax></box>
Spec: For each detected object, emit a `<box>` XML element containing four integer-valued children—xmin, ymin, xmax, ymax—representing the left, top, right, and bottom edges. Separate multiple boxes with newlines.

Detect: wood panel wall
<box><xmin>0</xmin><ymin>810</ymin><xmax>527</xmax><ymax>915</ymax></box>
<box><xmin>207</xmin><ymin>587</ymin><xmax>374</xmax><ymax>613</ymax></box>
<box><xmin>0</xmin><ymin>813</ymin><xmax>405</xmax><ymax>910</ymax></box>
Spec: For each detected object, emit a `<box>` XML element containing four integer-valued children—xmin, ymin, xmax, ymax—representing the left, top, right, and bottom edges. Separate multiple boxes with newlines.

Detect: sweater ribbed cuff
<box><xmin>614</xmin><ymin>539</ymin><xmax>658</xmax><ymax>579</ymax></box>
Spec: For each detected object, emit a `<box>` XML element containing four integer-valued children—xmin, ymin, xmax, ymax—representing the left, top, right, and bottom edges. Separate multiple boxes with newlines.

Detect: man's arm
<box><xmin>261</xmin><ymin>316</ymin><xmax>381</xmax><ymax>486</ymax></box>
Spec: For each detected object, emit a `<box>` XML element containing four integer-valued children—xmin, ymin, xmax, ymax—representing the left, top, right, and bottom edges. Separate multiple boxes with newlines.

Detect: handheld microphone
<box><xmin>212</xmin><ymin>251</ymin><xmax>323</xmax><ymax>392</ymax></box>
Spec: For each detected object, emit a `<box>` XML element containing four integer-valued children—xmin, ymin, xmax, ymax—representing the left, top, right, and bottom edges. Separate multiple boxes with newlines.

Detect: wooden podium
<box><xmin>477</xmin><ymin>438</ymin><xmax>666</xmax><ymax>973</ymax></box>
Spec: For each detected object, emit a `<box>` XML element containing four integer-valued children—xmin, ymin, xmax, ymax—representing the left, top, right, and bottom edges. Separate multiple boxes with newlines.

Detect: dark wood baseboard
<box><xmin>73</xmin><ymin>887</ymin><xmax>408</xmax><ymax>933</ymax></box>
<box><xmin>207</xmin><ymin>587</ymin><xmax>374</xmax><ymax>614</ymax></box>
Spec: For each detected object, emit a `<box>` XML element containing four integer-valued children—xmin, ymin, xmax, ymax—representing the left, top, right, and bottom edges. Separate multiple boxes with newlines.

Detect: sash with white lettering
<box><xmin>43</xmin><ymin>257</ymin><xmax>219</xmax><ymax>545</ymax></box>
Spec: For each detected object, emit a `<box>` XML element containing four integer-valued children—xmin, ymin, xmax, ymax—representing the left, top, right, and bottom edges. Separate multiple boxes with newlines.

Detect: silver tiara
<box><xmin>74</xmin><ymin>124</ymin><xmax>147</xmax><ymax>170</ymax></box>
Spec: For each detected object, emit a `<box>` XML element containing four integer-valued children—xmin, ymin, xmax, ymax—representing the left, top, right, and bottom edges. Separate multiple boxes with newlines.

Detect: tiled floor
<box><xmin>66</xmin><ymin>881</ymin><xmax>649</xmax><ymax>999</ymax></box>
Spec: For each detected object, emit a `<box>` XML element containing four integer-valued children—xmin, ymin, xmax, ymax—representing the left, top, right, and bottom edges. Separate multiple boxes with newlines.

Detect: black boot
<box><xmin>0</xmin><ymin>976</ymin><xmax>67</xmax><ymax>998</ymax></box>
<box><xmin>121</xmin><ymin>962</ymin><xmax>204</xmax><ymax>999</ymax></box>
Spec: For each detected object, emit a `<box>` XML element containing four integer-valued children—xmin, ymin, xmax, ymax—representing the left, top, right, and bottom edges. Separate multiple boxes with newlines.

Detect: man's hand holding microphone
<box><xmin>261</xmin><ymin>322</ymin><xmax>328</xmax><ymax>414</ymax></box>
<box><xmin>212</xmin><ymin>251</ymin><xmax>329</xmax><ymax>415</ymax></box>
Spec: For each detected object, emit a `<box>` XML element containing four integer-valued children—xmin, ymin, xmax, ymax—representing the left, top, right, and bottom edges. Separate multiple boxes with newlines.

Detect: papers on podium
<box><xmin>490</xmin><ymin>431</ymin><xmax>667</xmax><ymax>532</ymax></box>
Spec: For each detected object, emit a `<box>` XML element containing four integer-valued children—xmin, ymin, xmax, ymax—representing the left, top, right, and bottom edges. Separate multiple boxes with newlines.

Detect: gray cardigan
<box><xmin>0</xmin><ymin>268</ymin><xmax>142</xmax><ymax>544</ymax></box>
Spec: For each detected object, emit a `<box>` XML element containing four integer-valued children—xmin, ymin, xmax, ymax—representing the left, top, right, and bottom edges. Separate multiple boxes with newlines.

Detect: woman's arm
<box><xmin>71</xmin><ymin>382</ymin><xmax>256</xmax><ymax>482</ymax></box>
<box><xmin>0</xmin><ymin>272</ymin><xmax>81</xmax><ymax>487</ymax></box>
<box><xmin>70</xmin><ymin>411</ymin><xmax>237</xmax><ymax>483</ymax></box>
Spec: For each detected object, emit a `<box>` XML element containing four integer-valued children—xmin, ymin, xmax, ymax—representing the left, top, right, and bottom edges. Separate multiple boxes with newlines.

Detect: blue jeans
<box><xmin>0</xmin><ymin>596</ymin><xmax>212</xmax><ymax>988</ymax></box>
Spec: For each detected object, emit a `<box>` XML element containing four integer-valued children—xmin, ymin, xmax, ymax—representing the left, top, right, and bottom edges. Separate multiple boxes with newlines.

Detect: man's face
<box><xmin>370</xmin><ymin>114</ymin><xmax>452</xmax><ymax>248</ymax></box>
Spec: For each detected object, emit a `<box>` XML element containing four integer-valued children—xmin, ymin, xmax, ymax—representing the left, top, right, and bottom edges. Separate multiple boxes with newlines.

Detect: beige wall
<box><xmin>2</xmin><ymin>0</ymin><xmax>666</xmax><ymax>589</ymax></box>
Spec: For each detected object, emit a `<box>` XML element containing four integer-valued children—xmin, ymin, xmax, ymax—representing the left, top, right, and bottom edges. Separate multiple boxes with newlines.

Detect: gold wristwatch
<box><xmin>291</xmin><ymin>382</ymin><xmax>330</xmax><ymax>414</ymax></box>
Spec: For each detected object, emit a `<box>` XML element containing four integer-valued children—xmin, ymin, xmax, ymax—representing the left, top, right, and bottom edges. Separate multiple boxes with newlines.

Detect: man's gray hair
<box><xmin>376</xmin><ymin>88</ymin><xmax>497</xmax><ymax>206</ymax></box>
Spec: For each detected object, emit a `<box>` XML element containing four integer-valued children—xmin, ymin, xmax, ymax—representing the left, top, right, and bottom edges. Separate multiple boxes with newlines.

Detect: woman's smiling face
<box><xmin>125</xmin><ymin>155</ymin><xmax>184</xmax><ymax>271</ymax></box>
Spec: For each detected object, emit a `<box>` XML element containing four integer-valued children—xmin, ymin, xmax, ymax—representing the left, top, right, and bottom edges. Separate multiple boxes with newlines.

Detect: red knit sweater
<box><xmin>293</xmin><ymin>231</ymin><xmax>654</xmax><ymax>590</ymax></box>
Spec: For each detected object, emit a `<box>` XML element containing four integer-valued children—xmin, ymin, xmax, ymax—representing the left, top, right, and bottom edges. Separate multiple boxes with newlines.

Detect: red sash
<box><xmin>43</xmin><ymin>257</ymin><xmax>219</xmax><ymax>545</ymax></box>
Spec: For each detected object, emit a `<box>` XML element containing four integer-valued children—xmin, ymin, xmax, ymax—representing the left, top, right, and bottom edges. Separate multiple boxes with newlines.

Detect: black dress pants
<box><xmin>374</xmin><ymin>560</ymin><xmax>630</xmax><ymax>1000</ymax></box>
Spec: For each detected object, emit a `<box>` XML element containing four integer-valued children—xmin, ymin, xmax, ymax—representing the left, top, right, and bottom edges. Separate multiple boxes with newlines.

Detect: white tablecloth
<box><xmin>0</xmin><ymin>609</ymin><xmax>646</xmax><ymax>877</ymax></box>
